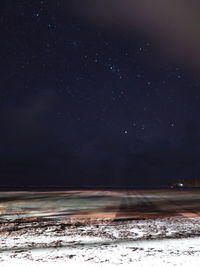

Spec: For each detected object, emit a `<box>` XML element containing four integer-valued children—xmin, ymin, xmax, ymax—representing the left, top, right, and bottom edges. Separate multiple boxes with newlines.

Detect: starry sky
<box><xmin>1</xmin><ymin>0</ymin><xmax>200</xmax><ymax>187</ymax></box>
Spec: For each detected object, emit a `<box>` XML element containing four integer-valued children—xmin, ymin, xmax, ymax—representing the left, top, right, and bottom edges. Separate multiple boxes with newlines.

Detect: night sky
<box><xmin>1</xmin><ymin>0</ymin><xmax>200</xmax><ymax>187</ymax></box>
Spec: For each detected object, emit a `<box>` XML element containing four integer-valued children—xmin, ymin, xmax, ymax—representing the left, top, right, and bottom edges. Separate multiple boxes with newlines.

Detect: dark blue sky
<box><xmin>1</xmin><ymin>0</ymin><xmax>200</xmax><ymax>187</ymax></box>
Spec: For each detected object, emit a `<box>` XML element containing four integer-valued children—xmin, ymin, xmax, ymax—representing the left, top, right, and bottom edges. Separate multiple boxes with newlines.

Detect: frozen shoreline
<box><xmin>0</xmin><ymin>217</ymin><xmax>200</xmax><ymax>266</ymax></box>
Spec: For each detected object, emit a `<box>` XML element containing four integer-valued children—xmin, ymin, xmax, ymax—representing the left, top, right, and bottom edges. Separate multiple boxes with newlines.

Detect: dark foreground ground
<box><xmin>0</xmin><ymin>190</ymin><xmax>200</xmax><ymax>266</ymax></box>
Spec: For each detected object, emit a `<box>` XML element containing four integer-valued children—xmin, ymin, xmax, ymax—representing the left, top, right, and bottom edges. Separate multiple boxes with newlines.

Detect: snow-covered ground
<box><xmin>0</xmin><ymin>217</ymin><xmax>200</xmax><ymax>266</ymax></box>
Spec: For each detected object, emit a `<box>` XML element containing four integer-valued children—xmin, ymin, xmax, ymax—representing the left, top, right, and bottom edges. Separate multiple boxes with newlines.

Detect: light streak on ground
<box><xmin>0</xmin><ymin>189</ymin><xmax>200</xmax><ymax>221</ymax></box>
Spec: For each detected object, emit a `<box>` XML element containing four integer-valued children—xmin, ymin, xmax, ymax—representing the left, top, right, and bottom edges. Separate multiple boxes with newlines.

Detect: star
<box><xmin>33</xmin><ymin>13</ymin><xmax>40</xmax><ymax>17</ymax></box>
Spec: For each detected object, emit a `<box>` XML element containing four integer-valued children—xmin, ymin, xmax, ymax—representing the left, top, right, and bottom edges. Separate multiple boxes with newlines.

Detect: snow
<box><xmin>1</xmin><ymin>190</ymin><xmax>200</xmax><ymax>266</ymax></box>
<box><xmin>1</xmin><ymin>217</ymin><xmax>200</xmax><ymax>266</ymax></box>
<box><xmin>0</xmin><ymin>237</ymin><xmax>200</xmax><ymax>266</ymax></box>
